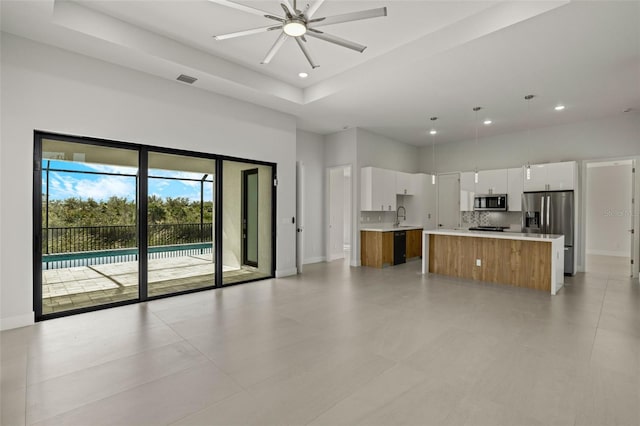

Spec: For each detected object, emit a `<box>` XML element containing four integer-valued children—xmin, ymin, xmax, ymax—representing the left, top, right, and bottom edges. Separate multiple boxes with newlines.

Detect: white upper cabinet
<box><xmin>395</xmin><ymin>171</ymin><xmax>417</xmax><ymax>195</ymax></box>
<box><xmin>523</xmin><ymin>161</ymin><xmax>576</xmax><ymax>192</ymax></box>
<box><xmin>546</xmin><ymin>161</ymin><xmax>576</xmax><ymax>190</ymax></box>
<box><xmin>361</xmin><ymin>167</ymin><xmax>396</xmax><ymax>211</ymax></box>
<box><xmin>423</xmin><ymin>174</ymin><xmax>437</xmax><ymax>229</ymax></box>
<box><xmin>507</xmin><ymin>167</ymin><xmax>524</xmax><ymax>211</ymax></box>
<box><xmin>460</xmin><ymin>172</ymin><xmax>476</xmax><ymax>212</ymax></box>
<box><xmin>476</xmin><ymin>169</ymin><xmax>508</xmax><ymax>195</ymax></box>
<box><xmin>523</xmin><ymin>164</ymin><xmax>548</xmax><ymax>192</ymax></box>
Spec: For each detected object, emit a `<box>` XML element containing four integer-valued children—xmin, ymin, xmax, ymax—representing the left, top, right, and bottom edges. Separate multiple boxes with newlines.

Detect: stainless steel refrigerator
<box><xmin>522</xmin><ymin>191</ymin><xmax>574</xmax><ymax>275</ymax></box>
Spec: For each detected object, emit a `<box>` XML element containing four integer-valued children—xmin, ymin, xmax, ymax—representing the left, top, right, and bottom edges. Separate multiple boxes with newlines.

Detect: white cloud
<box><xmin>48</xmin><ymin>172</ymin><xmax>135</xmax><ymax>200</ymax></box>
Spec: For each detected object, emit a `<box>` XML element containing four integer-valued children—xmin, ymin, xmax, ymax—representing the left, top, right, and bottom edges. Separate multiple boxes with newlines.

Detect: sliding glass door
<box><xmin>222</xmin><ymin>160</ymin><xmax>274</xmax><ymax>285</ymax></box>
<box><xmin>39</xmin><ymin>138</ymin><xmax>139</xmax><ymax>315</ymax></box>
<box><xmin>34</xmin><ymin>132</ymin><xmax>276</xmax><ymax>320</ymax></box>
<box><xmin>147</xmin><ymin>152</ymin><xmax>216</xmax><ymax>297</ymax></box>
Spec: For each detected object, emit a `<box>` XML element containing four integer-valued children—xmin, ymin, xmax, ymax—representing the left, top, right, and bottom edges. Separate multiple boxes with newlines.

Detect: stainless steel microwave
<box><xmin>474</xmin><ymin>194</ymin><xmax>508</xmax><ymax>211</ymax></box>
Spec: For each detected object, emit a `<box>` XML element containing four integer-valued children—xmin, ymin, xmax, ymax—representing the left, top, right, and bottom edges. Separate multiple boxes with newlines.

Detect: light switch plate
<box><xmin>476</xmin><ymin>259</ymin><xmax>482</xmax><ymax>267</ymax></box>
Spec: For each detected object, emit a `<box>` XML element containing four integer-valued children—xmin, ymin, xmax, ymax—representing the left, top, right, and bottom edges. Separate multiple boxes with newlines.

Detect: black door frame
<box><xmin>33</xmin><ymin>130</ymin><xmax>277</xmax><ymax>321</ymax></box>
<box><xmin>242</xmin><ymin>168</ymin><xmax>259</xmax><ymax>268</ymax></box>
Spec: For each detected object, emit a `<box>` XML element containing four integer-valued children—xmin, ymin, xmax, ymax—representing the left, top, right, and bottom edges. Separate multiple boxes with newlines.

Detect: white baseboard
<box><xmin>1</xmin><ymin>312</ymin><xmax>34</xmax><ymax>331</ymax></box>
<box><xmin>303</xmin><ymin>256</ymin><xmax>326</xmax><ymax>265</ymax></box>
<box><xmin>275</xmin><ymin>268</ymin><xmax>298</xmax><ymax>278</ymax></box>
<box><xmin>587</xmin><ymin>249</ymin><xmax>630</xmax><ymax>257</ymax></box>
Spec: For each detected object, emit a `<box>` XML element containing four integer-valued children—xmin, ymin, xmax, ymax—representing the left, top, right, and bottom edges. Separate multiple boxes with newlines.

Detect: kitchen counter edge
<box><xmin>360</xmin><ymin>226</ymin><xmax>424</xmax><ymax>232</ymax></box>
<box><xmin>424</xmin><ymin>229</ymin><xmax>564</xmax><ymax>242</ymax></box>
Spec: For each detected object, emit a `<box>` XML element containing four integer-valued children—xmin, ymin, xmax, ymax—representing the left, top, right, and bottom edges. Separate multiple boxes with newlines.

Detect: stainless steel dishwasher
<box><xmin>393</xmin><ymin>231</ymin><xmax>406</xmax><ymax>265</ymax></box>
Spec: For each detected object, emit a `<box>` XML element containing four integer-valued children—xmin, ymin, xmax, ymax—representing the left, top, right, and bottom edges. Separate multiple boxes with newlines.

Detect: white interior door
<box><xmin>296</xmin><ymin>161</ymin><xmax>304</xmax><ymax>274</ymax></box>
<box><xmin>437</xmin><ymin>173</ymin><xmax>461</xmax><ymax>229</ymax></box>
<box><xmin>585</xmin><ymin>159</ymin><xmax>635</xmax><ymax>277</ymax></box>
<box><xmin>328</xmin><ymin>167</ymin><xmax>345</xmax><ymax>261</ymax></box>
<box><xmin>631</xmin><ymin>160</ymin><xmax>637</xmax><ymax>277</ymax></box>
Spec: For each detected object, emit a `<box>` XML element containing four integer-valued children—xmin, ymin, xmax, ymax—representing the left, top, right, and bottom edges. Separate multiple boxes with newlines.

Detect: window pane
<box><xmin>222</xmin><ymin>160</ymin><xmax>273</xmax><ymax>285</ymax></box>
<box><xmin>41</xmin><ymin>139</ymin><xmax>139</xmax><ymax>314</ymax></box>
<box><xmin>147</xmin><ymin>152</ymin><xmax>215</xmax><ymax>297</ymax></box>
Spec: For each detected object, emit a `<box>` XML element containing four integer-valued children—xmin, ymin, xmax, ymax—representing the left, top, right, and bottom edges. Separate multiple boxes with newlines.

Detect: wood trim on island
<box><xmin>428</xmin><ymin>235</ymin><xmax>552</xmax><ymax>292</ymax></box>
<box><xmin>422</xmin><ymin>230</ymin><xmax>564</xmax><ymax>295</ymax></box>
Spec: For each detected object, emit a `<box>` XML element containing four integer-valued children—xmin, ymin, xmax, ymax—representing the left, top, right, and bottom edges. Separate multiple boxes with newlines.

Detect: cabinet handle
<box><xmin>381</xmin><ymin>204</ymin><xmax>384</xmax><ymax>210</ymax></box>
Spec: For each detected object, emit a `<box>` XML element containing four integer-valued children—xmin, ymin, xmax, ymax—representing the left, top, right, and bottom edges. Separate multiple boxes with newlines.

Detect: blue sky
<box><xmin>43</xmin><ymin>160</ymin><xmax>214</xmax><ymax>202</ymax></box>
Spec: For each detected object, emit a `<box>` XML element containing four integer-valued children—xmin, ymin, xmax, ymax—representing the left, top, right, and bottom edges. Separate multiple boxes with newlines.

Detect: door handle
<box><xmin>541</xmin><ymin>196</ymin><xmax>545</xmax><ymax>229</ymax></box>
<box><xmin>547</xmin><ymin>195</ymin><xmax>551</xmax><ymax>230</ymax></box>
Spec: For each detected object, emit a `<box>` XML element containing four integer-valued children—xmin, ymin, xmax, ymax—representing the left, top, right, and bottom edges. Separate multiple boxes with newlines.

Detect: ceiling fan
<box><xmin>209</xmin><ymin>0</ymin><xmax>387</xmax><ymax>69</ymax></box>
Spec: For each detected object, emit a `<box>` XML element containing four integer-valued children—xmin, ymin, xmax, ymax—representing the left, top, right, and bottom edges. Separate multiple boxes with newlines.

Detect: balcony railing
<box><xmin>43</xmin><ymin>223</ymin><xmax>213</xmax><ymax>254</ymax></box>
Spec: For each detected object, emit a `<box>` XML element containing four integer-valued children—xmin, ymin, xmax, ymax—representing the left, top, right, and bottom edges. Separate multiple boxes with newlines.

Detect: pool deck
<box><xmin>42</xmin><ymin>254</ymin><xmax>269</xmax><ymax>314</ymax></box>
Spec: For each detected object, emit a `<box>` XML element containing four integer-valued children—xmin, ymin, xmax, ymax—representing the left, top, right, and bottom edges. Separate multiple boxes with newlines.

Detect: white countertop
<box><xmin>424</xmin><ymin>228</ymin><xmax>564</xmax><ymax>242</ymax></box>
<box><xmin>360</xmin><ymin>225</ymin><xmax>424</xmax><ymax>232</ymax></box>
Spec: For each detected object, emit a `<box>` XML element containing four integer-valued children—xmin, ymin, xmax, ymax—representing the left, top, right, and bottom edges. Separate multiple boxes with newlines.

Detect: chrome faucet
<box><xmin>395</xmin><ymin>205</ymin><xmax>406</xmax><ymax>227</ymax></box>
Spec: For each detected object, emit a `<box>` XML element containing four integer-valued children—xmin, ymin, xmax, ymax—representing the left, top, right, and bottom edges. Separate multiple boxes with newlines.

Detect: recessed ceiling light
<box><xmin>430</xmin><ymin>129</ymin><xmax>437</xmax><ymax>135</ymax></box>
<box><xmin>483</xmin><ymin>119</ymin><xmax>492</xmax><ymax>125</ymax></box>
<box><xmin>554</xmin><ymin>105</ymin><xmax>565</xmax><ymax>111</ymax></box>
<box><xmin>298</xmin><ymin>72</ymin><xmax>309</xmax><ymax>78</ymax></box>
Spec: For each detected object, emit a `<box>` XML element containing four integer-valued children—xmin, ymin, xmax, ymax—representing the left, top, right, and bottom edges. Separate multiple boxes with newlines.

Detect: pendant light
<box><xmin>473</xmin><ymin>106</ymin><xmax>482</xmax><ymax>184</ymax></box>
<box><xmin>430</xmin><ymin>117</ymin><xmax>438</xmax><ymax>185</ymax></box>
<box><xmin>524</xmin><ymin>94</ymin><xmax>535</xmax><ymax>180</ymax></box>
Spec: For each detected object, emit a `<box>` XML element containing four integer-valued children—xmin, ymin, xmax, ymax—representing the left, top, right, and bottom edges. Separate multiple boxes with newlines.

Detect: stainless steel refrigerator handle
<box><xmin>541</xmin><ymin>196</ymin><xmax>545</xmax><ymax>229</ymax></box>
<box><xmin>547</xmin><ymin>195</ymin><xmax>551</xmax><ymax>232</ymax></box>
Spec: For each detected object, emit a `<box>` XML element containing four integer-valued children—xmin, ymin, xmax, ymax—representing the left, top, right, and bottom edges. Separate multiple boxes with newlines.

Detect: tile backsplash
<box><xmin>461</xmin><ymin>211</ymin><xmax>522</xmax><ymax>229</ymax></box>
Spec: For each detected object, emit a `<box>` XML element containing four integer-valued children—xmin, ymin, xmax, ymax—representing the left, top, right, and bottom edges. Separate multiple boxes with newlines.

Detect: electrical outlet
<box><xmin>476</xmin><ymin>259</ymin><xmax>482</xmax><ymax>267</ymax></box>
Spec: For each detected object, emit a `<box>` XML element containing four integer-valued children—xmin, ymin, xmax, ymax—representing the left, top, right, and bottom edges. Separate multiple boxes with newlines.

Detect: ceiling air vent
<box><xmin>176</xmin><ymin>74</ymin><xmax>197</xmax><ymax>84</ymax></box>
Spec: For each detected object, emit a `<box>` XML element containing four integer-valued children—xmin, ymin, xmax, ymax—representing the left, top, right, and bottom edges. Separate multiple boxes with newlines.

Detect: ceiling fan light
<box><xmin>283</xmin><ymin>19</ymin><xmax>307</xmax><ymax>37</ymax></box>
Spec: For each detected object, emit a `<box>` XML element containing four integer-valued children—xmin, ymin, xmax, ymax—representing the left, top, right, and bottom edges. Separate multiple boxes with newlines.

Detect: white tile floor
<box><xmin>2</xmin><ymin>257</ymin><xmax>639</xmax><ymax>425</ymax></box>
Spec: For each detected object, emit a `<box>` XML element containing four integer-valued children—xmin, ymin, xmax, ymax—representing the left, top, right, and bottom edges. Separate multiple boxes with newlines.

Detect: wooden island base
<box><xmin>422</xmin><ymin>230</ymin><xmax>564</xmax><ymax>294</ymax></box>
<box><xmin>429</xmin><ymin>235</ymin><xmax>551</xmax><ymax>291</ymax></box>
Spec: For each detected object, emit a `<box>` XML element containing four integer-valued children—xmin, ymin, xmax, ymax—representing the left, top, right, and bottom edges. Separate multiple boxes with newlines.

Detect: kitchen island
<box><xmin>422</xmin><ymin>229</ymin><xmax>564</xmax><ymax>295</ymax></box>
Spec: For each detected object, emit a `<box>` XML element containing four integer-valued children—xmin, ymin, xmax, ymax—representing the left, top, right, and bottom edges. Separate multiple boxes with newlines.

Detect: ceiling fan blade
<box><xmin>309</xmin><ymin>7</ymin><xmax>387</xmax><ymax>27</ymax></box>
<box><xmin>306</xmin><ymin>30</ymin><xmax>366</xmax><ymax>52</ymax></box>
<box><xmin>262</xmin><ymin>32</ymin><xmax>288</xmax><ymax>64</ymax></box>
<box><xmin>305</xmin><ymin>0</ymin><xmax>325</xmax><ymax>19</ymax></box>
<box><xmin>214</xmin><ymin>25</ymin><xmax>281</xmax><ymax>40</ymax></box>
<box><xmin>280</xmin><ymin>2</ymin><xmax>293</xmax><ymax>18</ymax></box>
<box><xmin>265</xmin><ymin>14</ymin><xmax>284</xmax><ymax>22</ymax></box>
<box><xmin>207</xmin><ymin>0</ymin><xmax>274</xmax><ymax>18</ymax></box>
<box><xmin>295</xmin><ymin>37</ymin><xmax>319</xmax><ymax>69</ymax></box>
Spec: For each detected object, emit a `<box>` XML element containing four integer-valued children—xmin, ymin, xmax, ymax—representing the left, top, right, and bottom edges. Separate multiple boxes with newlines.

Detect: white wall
<box><xmin>0</xmin><ymin>34</ymin><xmax>297</xmax><ymax>329</ymax></box>
<box><xmin>295</xmin><ymin>130</ymin><xmax>325</xmax><ymax>264</ymax></box>
<box><xmin>419</xmin><ymin>114</ymin><xmax>640</xmax><ymax>173</ymax></box>
<box><xmin>357</xmin><ymin>128</ymin><xmax>420</xmax><ymax>173</ymax></box>
<box><xmin>586</xmin><ymin>164</ymin><xmax>633</xmax><ymax>257</ymax></box>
